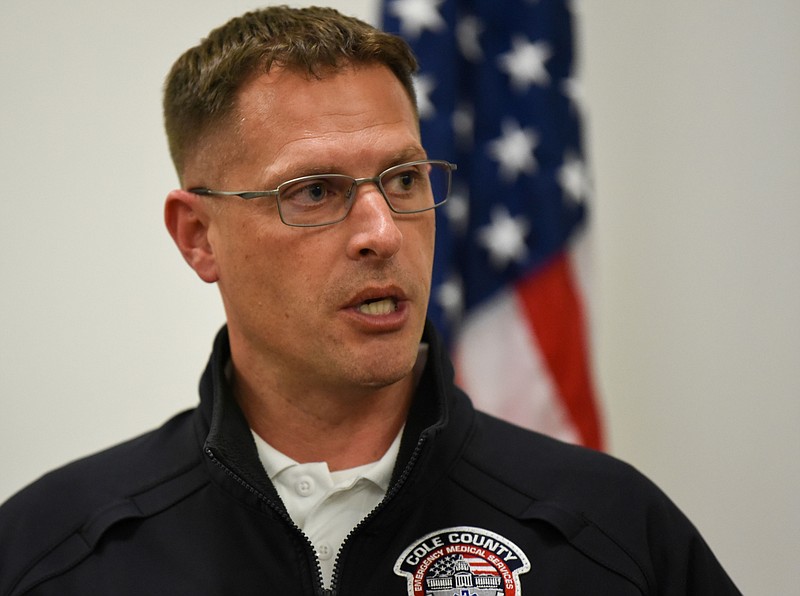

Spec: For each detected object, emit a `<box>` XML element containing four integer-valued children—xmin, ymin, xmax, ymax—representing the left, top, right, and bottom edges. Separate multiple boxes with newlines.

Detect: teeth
<box><xmin>358</xmin><ymin>298</ymin><xmax>397</xmax><ymax>315</ymax></box>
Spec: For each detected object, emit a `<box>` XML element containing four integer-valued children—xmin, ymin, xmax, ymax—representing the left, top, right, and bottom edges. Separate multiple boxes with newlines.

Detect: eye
<box><xmin>303</xmin><ymin>182</ymin><xmax>327</xmax><ymax>203</ymax></box>
<box><xmin>281</xmin><ymin>178</ymin><xmax>335</xmax><ymax>206</ymax></box>
<box><xmin>384</xmin><ymin>165</ymin><xmax>427</xmax><ymax>196</ymax></box>
<box><xmin>398</xmin><ymin>172</ymin><xmax>415</xmax><ymax>190</ymax></box>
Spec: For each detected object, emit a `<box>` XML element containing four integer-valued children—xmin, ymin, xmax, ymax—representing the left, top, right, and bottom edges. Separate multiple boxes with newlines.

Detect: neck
<box><xmin>232</xmin><ymin>357</ymin><xmax>416</xmax><ymax>472</ymax></box>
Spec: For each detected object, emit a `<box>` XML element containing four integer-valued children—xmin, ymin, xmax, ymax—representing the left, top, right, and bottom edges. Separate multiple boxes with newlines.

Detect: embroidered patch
<box><xmin>394</xmin><ymin>526</ymin><xmax>531</xmax><ymax>595</ymax></box>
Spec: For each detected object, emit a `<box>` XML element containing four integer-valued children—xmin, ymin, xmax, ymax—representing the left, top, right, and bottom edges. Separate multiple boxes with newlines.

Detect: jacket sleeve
<box><xmin>462</xmin><ymin>412</ymin><xmax>742</xmax><ymax>595</ymax></box>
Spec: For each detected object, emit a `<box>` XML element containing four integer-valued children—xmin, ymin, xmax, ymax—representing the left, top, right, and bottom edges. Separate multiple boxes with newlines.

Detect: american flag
<box><xmin>381</xmin><ymin>0</ymin><xmax>604</xmax><ymax>448</ymax></box>
<box><xmin>429</xmin><ymin>554</ymin><xmax>497</xmax><ymax>577</ymax></box>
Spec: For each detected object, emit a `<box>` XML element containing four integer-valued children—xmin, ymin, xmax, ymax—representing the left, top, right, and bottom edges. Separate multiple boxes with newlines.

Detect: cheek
<box><xmin>214</xmin><ymin>219</ymin><xmax>282</xmax><ymax>296</ymax></box>
<box><xmin>412</xmin><ymin>216</ymin><xmax>437</xmax><ymax>272</ymax></box>
<box><xmin>260</xmin><ymin>233</ymin><xmax>333</xmax><ymax>307</ymax></box>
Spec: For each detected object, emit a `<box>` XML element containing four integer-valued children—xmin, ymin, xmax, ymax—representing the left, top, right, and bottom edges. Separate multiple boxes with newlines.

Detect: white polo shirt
<box><xmin>250</xmin><ymin>427</ymin><xmax>403</xmax><ymax>589</ymax></box>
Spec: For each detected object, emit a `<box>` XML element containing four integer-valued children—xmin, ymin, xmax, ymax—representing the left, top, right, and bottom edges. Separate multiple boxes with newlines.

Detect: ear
<box><xmin>164</xmin><ymin>189</ymin><xmax>220</xmax><ymax>283</ymax></box>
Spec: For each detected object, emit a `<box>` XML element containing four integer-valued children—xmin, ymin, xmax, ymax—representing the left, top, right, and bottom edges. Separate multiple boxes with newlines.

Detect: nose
<box><xmin>344</xmin><ymin>181</ymin><xmax>403</xmax><ymax>261</ymax></box>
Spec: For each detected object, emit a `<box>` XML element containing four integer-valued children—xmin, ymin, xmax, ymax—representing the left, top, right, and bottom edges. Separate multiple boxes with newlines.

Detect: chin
<box><xmin>359</xmin><ymin>372</ymin><xmax>411</xmax><ymax>389</ymax></box>
<box><xmin>345</xmin><ymin>351</ymin><xmax>418</xmax><ymax>390</ymax></box>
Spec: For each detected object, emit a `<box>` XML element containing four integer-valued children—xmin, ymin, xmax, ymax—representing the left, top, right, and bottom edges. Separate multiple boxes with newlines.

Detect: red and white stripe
<box><xmin>454</xmin><ymin>251</ymin><xmax>603</xmax><ymax>449</ymax></box>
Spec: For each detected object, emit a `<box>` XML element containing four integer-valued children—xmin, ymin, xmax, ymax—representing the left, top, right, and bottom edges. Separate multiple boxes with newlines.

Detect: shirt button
<box><xmin>317</xmin><ymin>542</ymin><xmax>334</xmax><ymax>560</ymax></box>
<box><xmin>295</xmin><ymin>475</ymin><xmax>315</xmax><ymax>497</ymax></box>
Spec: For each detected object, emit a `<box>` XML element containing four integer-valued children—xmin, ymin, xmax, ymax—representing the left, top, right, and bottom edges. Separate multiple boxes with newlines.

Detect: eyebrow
<box><xmin>264</xmin><ymin>147</ymin><xmax>428</xmax><ymax>188</ymax></box>
<box><xmin>382</xmin><ymin>146</ymin><xmax>429</xmax><ymax>171</ymax></box>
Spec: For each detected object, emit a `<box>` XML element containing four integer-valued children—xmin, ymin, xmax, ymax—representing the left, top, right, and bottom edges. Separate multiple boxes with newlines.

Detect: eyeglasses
<box><xmin>189</xmin><ymin>159</ymin><xmax>457</xmax><ymax>227</ymax></box>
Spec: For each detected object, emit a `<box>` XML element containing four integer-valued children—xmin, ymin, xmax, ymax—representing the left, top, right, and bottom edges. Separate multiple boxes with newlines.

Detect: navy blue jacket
<box><xmin>0</xmin><ymin>324</ymin><xmax>740</xmax><ymax>595</ymax></box>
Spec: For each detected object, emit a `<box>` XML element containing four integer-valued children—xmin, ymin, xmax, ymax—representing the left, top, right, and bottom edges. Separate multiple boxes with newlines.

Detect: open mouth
<box><xmin>358</xmin><ymin>297</ymin><xmax>398</xmax><ymax>315</ymax></box>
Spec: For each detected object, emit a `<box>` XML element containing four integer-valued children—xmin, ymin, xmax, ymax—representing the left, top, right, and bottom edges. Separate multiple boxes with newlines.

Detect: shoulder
<box><xmin>1</xmin><ymin>409</ymin><xmax>201</xmax><ymax>520</ymax></box>
<box><xmin>461</xmin><ymin>411</ymin><xmax>685</xmax><ymax>531</ymax></box>
<box><xmin>463</xmin><ymin>410</ymin><xmax>648</xmax><ymax>498</ymax></box>
<box><xmin>0</xmin><ymin>409</ymin><xmax>205</xmax><ymax>595</ymax></box>
<box><xmin>443</xmin><ymin>390</ymin><xmax>647</xmax><ymax>515</ymax></box>
<box><xmin>443</xmin><ymin>409</ymin><xmax>678</xmax><ymax>543</ymax></box>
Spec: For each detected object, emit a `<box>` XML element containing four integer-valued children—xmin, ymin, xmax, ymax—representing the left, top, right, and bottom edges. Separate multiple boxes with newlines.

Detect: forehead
<box><xmin>230</xmin><ymin>64</ymin><xmax>422</xmax><ymax>180</ymax></box>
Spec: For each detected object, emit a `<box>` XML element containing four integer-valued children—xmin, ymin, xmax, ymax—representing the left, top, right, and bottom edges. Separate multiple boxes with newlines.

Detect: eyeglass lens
<box><xmin>278</xmin><ymin>161</ymin><xmax>451</xmax><ymax>226</ymax></box>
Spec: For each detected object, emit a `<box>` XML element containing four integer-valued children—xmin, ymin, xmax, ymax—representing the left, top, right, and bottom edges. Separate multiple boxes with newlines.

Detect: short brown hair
<box><xmin>163</xmin><ymin>6</ymin><xmax>418</xmax><ymax>180</ymax></box>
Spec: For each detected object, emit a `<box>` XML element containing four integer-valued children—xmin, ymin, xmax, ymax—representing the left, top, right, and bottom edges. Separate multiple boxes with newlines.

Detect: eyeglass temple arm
<box><xmin>187</xmin><ymin>188</ymin><xmax>278</xmax><ymax>200</ymax></box>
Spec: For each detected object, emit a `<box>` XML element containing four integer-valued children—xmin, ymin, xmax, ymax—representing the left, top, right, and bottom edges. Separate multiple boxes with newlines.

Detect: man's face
<box><xmin>187</xmin><ymin>65</ymin><xmax>435</xmax><ymax>394</ymax></box>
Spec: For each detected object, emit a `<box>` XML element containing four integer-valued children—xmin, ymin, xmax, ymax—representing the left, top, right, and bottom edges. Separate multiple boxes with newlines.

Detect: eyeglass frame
<box><xmin>188</xmin><ymin>159</ymin><xmax>457</xmax><ymax>228</ymax></box>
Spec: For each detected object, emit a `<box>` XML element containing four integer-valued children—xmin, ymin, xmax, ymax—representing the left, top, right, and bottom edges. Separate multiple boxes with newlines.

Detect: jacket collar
<box><xmin>196</xmin><ymin>320</ymin><xmax>463</xmax><ymax>496</ymax></box>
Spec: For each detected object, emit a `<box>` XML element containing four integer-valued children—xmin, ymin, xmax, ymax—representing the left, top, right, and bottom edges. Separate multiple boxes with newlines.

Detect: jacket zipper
<box><xmin>327</xmin><ymin>432</ymin><xmax>430</xmax><ymax>594</ymax></box>
<box><xmin>204</xmin><ymin>447</ymin><xmax>329</xmax><ymax>595</ymax></box>
<box><xmin>207</xmin><ymin>427</ymin><xmax>432</xmax><ymax>595</ymax></box>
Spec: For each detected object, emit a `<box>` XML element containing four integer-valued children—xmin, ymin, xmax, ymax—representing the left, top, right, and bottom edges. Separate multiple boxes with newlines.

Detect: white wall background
<box><xmin>1</xmin><ymin>1</ymin><xmax>797</xmax><ymax>593</ymax></box>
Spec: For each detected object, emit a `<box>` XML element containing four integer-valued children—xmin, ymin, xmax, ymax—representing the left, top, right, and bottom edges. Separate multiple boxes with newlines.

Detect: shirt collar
<box><xmin>251</xmin><ymin>425</ymin><xmax>403</xmax><ymax>493</ymax></box>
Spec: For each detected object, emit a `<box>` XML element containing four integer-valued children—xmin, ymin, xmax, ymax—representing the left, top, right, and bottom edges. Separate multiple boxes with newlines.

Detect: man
<box><xmin>0</xmin><ymin>7</ymin><xmax>739</xmax><ymax>595</ymax></box>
